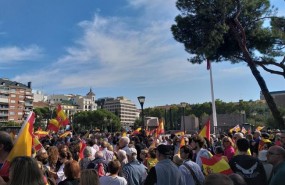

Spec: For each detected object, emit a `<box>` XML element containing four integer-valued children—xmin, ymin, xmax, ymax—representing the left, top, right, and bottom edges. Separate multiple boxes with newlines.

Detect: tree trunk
<box><xmin>229</xmin><ymin>19</ymin><xmax>285</xmax><ymax>129</ymax></box>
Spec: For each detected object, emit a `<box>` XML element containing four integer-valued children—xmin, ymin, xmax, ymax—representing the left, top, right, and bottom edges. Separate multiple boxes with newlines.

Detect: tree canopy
<box><xmin>171</xmin><ymin>0</ymin><xmax>285</xmax><ymax>128</ymax></box>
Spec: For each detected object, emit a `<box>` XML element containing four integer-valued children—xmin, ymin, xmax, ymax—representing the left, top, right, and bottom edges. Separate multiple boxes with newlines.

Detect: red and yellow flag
<box><xmin>56</xmin><ymin>104</ymin><xmax>69</xmax><ymax>126</ymax></box>
<box><xmin>156</xmin><ymin>119</ymin><xmax>165</xmax><ymax>135</ymax></box>
<box><xmin>255</xmin><ymin>126</ymin><xmax>265</xmax><ymax>131</ymax></box>
<box><xmin>0</xmin><ymin>112</ymin><xmax>35</xmax><ymax>178</ymax></box>
<box><xmin>59</xmin><ymin>131</ymin><xmax>72</xmax><ymax>138</ymax></box>
<box><xmin>229</xmin><ymin>124</ymin><xmax>240</xmax><ymax>133</ymax></box>
<box><xmin>33</xmin><ymin>136</ymin><xmax>43</xmax><ymax>152</ymax></box>
<box><xmin>201</xmin><ymin>155</ymin><xmax>233</xmax><ymax>175</ymax></box>
<box><xmin>199</xmin><ymin>119</ymin><xmax>210</xmax><ymax>140</ymax></box>
<box><xmin>34</xmin><ymin>130</ymin><xmax>49</xmax><ymax>138</ymax></box>
<box><xmin>132</xmin><ymin>127</ymin><xmax>142</xmax><ymax>135</ymax></box>
<box><xmin>48</xmin><ymin>119</ymin><xmax>61</xmax><ymax>132</ymax></box>
<box><xmin>241</xmin><ymin>127</ymin><xmax>247</xmax><ymax>134</ymax></box>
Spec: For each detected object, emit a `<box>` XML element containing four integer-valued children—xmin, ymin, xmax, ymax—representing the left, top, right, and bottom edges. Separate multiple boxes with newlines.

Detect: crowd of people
<box><xmin>0</xmin><ymin>128</ymin><xmax>285</xmax><ymax>185</ymax></box>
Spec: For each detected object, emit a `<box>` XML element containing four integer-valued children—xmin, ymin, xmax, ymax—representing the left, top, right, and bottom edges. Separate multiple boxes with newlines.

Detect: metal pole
<box><xmin>183</xmin><ymin>107</ymin><xmax>185</xmax><ymax>133</ymax></box>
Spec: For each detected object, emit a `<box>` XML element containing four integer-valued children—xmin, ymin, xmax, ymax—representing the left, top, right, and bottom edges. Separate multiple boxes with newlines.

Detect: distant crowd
<box><xmin>0</xmin><ymin>128</ymin><xmax>285</xmax><ymax>185</ymax></box>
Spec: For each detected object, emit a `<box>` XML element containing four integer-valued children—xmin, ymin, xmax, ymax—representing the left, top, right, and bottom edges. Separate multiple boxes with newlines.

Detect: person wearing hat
<box><xmin>122</xmin><ymin>147</ymin><xmax>147</xmax><ymax>185</ymax></box>
<box><xmin>258</xmin><ymin>150</ymin><xmax>273</xmax><ymax>181</ymax></box>
<box><xmin>144</xmin><ymin>144</ymin><xmax>184</xmax><ymax>185</ymax></box>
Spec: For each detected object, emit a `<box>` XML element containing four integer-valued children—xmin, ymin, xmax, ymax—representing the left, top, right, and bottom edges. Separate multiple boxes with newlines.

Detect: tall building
<box><xmin>101</xmin><ymin>96</ymin><xmax>138</xmax><ymax>128</ymax></box>
<box><xmin>0</xmin><ymin>78</ymin><xmax>33</xmax><ymax>123</ymax></box>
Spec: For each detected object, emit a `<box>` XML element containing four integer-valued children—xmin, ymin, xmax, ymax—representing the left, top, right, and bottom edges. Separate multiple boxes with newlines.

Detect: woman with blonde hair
<box><xmin>222</xmin><ymin>136</ymin><xmax>235</xmax><ymax>161</ymax></box>
<box><xmin>80</xmin><ymin>169</ymin><xmax>100</xmax><ymax>185</ymax></box>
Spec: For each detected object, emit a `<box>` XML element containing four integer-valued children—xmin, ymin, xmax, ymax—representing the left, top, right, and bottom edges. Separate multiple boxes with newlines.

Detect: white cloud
<box><xmin>0</xmin><ymin>45</ymin><xmax>42</xmax><ymax>64</ymax></box>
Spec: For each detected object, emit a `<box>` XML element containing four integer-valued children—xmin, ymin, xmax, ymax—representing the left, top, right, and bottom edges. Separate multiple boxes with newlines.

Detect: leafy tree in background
<box><xmin>171</xmin><ymin>0</ymin><xmax>285</xmax><ymax>128</ymax></box>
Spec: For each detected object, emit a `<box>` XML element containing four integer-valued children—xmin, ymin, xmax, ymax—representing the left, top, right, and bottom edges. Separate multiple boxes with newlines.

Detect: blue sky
<box><xmin>0</xmin><ymin>0</ymin><xmax>284</xmax><ymax>108</ymax></box>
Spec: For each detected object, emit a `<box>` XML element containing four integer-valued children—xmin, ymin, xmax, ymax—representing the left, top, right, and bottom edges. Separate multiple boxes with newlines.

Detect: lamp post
<box><xmin>137</xmin><ymin>96</ymin><xmax>145</xmax><ymax>130</ymax></box>
<box><xmin>181</xmin><ymin>102</ymin><xmax>187</xmax><ymax>134</ymax></box>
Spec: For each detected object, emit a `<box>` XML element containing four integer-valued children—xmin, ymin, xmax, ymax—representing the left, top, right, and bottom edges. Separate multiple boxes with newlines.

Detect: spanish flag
<box><xmin>241</xmin><ymin>127</ymin><xmax>247</xmax><ymax>134</ymax></box>
<box><xmin>59</xmin><ymin>131</ymin><xmax>72</xmax><ymax>138</ymax></box>
<box><xmin>199</xmin><ymin>119</ymin><xmax>210</xmax><ymax>140</ymax></box>
<box><xmin>255</xmin><ymin>126</ymin><xmax>265</xmax><ymax>131</ymax></box>
<box><xmin>34</xmin><ymin>130</ymin><xmax>49</xmax><ymax>138</ymax></box>
<box><xmin>229</xmin><ymin>124</ymin><xmax>240</xmax><ymax>133</ymax></box>
<box><xmin>133</xmin><ymin>127</ymin><xmax>142</xmax><ymax>135</ymax></box>
<box><xmin>0</xmin><ymin>112</ymin><xmax>35</xmax><ymax>178</ymax></box>
<box><xmin>156</xmin><ymin>119</ymin><xmax>165</xmax><ymax>135</ymax></box>
<box><xmin>33</xmin><ymin>136</ymin><xmax>43</xmax><ymax>152</ymax></box>
<box><xmin>56</xmin><ymin>104</ymin><xmax>69</xmax><ymax>126</ymax></box>
<box><xmin>201</xmin><ymin>155</ymin><xmax>233</xmax><ymax>175</ymax></box>
<box><xmin>48</xmin><ymin>118</ymin><xmax>61</xmax><ymax>132</ymax></box>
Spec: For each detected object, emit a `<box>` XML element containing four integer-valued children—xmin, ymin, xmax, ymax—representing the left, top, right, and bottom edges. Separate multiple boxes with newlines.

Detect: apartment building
<box><xmin>47</xmin><ymin>88</ymin><xmax>97</xmax><ymax>113</ymax></box>
<box><xmin>100</xmin><ymin>96</ymin><xmax>138</xmax><ymax>128</ymax></box>
<box><xmin>0</xmin><ymin>78</ymin><xmax>33</xmax><ymax>123</ymax></box>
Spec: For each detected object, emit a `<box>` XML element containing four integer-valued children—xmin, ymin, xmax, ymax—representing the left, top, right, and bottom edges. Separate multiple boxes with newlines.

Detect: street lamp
<box><xmin>181</xmin><ymin>102</ymin><xmax>187</xmax><ymax>134</ymax></box>
<box><xmin>137</xmin><ymin>96</ymin><xmax>145</xmax><ymax>130</ymax></box>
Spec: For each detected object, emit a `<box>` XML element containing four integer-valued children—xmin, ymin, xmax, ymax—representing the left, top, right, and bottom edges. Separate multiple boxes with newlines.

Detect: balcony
<box><xmin>0</xmin><ymin>96</ymin><xmax>9</xmax><ymax>103</ymax></box>
<box><xmin>0</xmin><ymin>119</ymin><xmax>8</xmax><ymax>122</ymax></box>
<box><xmin>0</xmin><ymin>113</ymin><xmax>8</xmax><ymax>116</ymax></box>
<box><xmin>0</xmin><ymin>90</ymin><xmax>9</xmax><ymax>94</ymax></box>
<box><xmin>25</xmin><ymin>91</ymin><xmax>32</xmax><ymax>95</ymax></box>
<box><xmin>25</xmin><ymin>96</ymin><xmax>34</xmax><ymax>100</ymax></box>
<box><xmin>0</xmin><ymin>107</ymin><xmax>9</xmax><ymax>110</ymax></box>
<box><xmin>24</xmin><ymin>103</ymin><xmax>33</xmax><ymax>107</ymax></box>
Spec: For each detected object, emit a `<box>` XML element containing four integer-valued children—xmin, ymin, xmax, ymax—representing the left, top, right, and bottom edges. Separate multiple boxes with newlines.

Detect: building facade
<box><xmin>0</xmin><ymin>78</ymin><xmax>33</xmax><ymax>123</ymax></box>
<box><xmin>260</xmin><ymin>90</ymin><xmax>285</xmax><ymax>108</ymax></box>
<box><xmin>101</xmin><ymin>96</ymin><xmax>138</xmax><ymax>129</ymax></box>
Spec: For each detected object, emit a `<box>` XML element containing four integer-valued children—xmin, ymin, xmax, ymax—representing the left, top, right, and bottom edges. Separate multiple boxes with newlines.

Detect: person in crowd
<box><xmin>222</xmin><ymin>136</ymin><xmax>235</xmax><ymax>161</ymax></box>
<box><xmin>146</xmin><ymin>147</ymin><xmax>158</xmax><ymax>171</ymax></box>
<box><xmin>179</xmin><ymin>145</ymin><xmax>204</xmax><ymax>185</ymax></box>
<box><xmin>122</xmin><ymin>147</ymin><xmax>147</xmax><ymax>185</ymax></box>
<box><xmin>258</xmin><ymin>149</ymin><xmax>273</xmax><ymax>181</ymax></box>
<box><xmin>172</xmin><ymin>154</ymin><xmax>183</xmax><ymax>166</ymax></box>
<box><xmin>228</xmin><ymin>173</ymin><xmax>247</xmax><ymax>185</ymax></box>
<box><xmin>214</xmin><ymin>146</ymin><xmax>228</xmax><ymax>162</ymax></box>
<box><xmin>58</xmin><ymin>160</ymin><xmax>80</xmax><ymax>185</ymax></box>
<box><xmin>118</xmin><ymin>137</ymin><xmax>130</xmax><ymax>152</ymax></box>
<box><xmin>0</xmin><ymin>156</ymin><xmax>46</xmax><ymax>185</ymax></box>
<box><xmin>204</xmin><ymin>173</ymin><xmax>234</xmax><ymax>185</ymax></box>
<box><xmin>280</xmin><ymin>132</ymin><xmax>285</xmax><ymax>149</ymax></box>
<box><xmin>246</xmin><ymin>133</ymin><xmax>255</xmax><ymax>154</ymax></box>
<box><xmin>87</xmin><ymin>151</ymin><xmax>108</xmax><ymax>176</ymax></box>
<box><xmin>80</xmin><ymin>169</ymin><xmax>100</xmax><ymax>185</ymax></box>
<box><xmin>144</xmin><ymin>144</ymin><xmax>184</xmax><ymax>185</ymax></box>
<box><xmin>190</xmin><ymin>135</ymin><xmax>212</xmax><ymax>169</ymax></box>
<box><xmin>0</xmin><ymin>131</ymin><xmax>13</xmax><ymax>180</ymax></box>
<box><xmin>99</xmin><ymin>160</ymin><xmax>127</xmax><ymax>185</ymax></box>
<box><xmin>87</xmin><ymin>139</ymin><xmax>99</xmax><ymax>158</ymax></box>
<box><xmin>46</xmin><ymin>146</ymin><xmax>59</xmax><ymax>172</ymax></box>
<box><xmin>79</xmin><ymin>146</ymin><xmax>94</xmax><ymax>170</ymax></box>
<box><xmin>252</xmin><ymin>131</ymin><xmax>261</xmax><ymax>157</ymax></box>
<box><xmin>49</xmin><ymin>150</ymin><xmax>73</xmax><ymax>184</ymax></box>
<box><xmin>133</xmin><ymin>136</ymin><xmax>146</xmax><ymax>162</ymax></box>
<box><xmin>139</xmin><ymin>149</ymin><xmax>149</xmax><ymax>166</ymax></box>
<box><xmin>267</xmin><ymin>145</ymin><xmax>285</xmax><ymax>185</ymax></box>
<box><xmin>101</xmin><ymin>141</ymin><xmax>114</xmax><ymax>163</ymax></box>
<box><xmin>229</xmin><ymin>138</ymin><xmax>267</xmax><ymax>185</ymax></box>
<box><xmin>233</xmin><ymin>132</ymin><xmax>251</xmax><ymax>155</ymax></box>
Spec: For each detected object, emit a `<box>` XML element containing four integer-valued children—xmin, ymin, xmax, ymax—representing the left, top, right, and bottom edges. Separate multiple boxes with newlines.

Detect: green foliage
<box><xmin>73</xmin><ymin>109</ymin><xmax>121</xmax><ymax>132</ymax></box>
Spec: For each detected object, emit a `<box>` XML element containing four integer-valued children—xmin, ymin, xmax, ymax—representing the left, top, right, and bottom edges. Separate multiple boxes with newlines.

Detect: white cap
<box><xmin>258</xmin><ymin>150</ymin><xmax>268</xmax><ymax>161</ymax></box>
<box><xmin>126</xmin><ymin>147</ymin><xmax>137</xmax><ymax>156</ymax></box>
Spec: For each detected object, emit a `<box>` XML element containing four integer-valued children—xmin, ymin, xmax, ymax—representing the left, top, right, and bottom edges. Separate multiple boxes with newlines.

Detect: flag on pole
<box><xmin>59</xmin><ymin>131</ymin><xmax>72</xmax><ymax>138</ymax></box>
<box><xmin>48</xmin><ymin>119</ymin><xmax>61</xmax><ymax>132</ymax></box>
<box><xmin>199</xmin><ymin>119</ymin><xmax>210</xmax><ymax>140</ymax></box>
<box><xmin>34</xmin><ymin>130</ymin><xmax>49</xmax><ymax>138</ymax></box>
<box><xmin>132</xmin><ymin>127</ymin><xmax>142</xmax><ymax>135</ymax></box>
<box><xmin>0</xmin><ymin>112</ymin><xmax>35</xmax><ymax>178</ymax></box>
<box><xmin>156</xmin><ymin>119</ymin><xmax>165</xmax><ymax>135</ymax></box>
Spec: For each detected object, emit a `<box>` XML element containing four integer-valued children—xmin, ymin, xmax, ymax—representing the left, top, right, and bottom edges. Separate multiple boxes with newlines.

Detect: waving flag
<box><xmin>33</xmin><ymin>136</ymin><xmax>43</xmax><ymax>152</ymax></box>
<box><xmin>34</xmin><ymin>130</ymin><xmax>49</xmax><ymax>138</ymax></box>
<box><xmin>199</xmin><ymin>119</ymin><xmax>210</xmax><ymax>140</ymax></box>
<box><xmin>132</xmin><ymin>127</ymin><xmax>142</xmax><ymax>135</ymax></box>
<box><xmin>48</xmin><ymin>119</ymin><xmax>61</xmax><ymax>132</ymax></box>
<box><xmin>256</xmin><ymin>126</ymin><xmax>265</xmax><ymax>131</ymax></box>
<box><xmin>56</xmin><ymin>104</ymin><xmax>69</xmax><ymax>126</ymax></box>
<box><xmin>156</xmin><ymin>119</ymin><xmax>165</xmax><ymax>135</ymax></box>
<box><xmin>241</xmin><ymin>127</ymin><xmax>247</xmax><ymax>134</ymax></box>
<box><xmin>229</xmin><ymin>124</ymin><xmax>240</xmax><ymax>133</ymax></box>
<box><xmin>0</xmin><ymin>112</ymin><xmax>35</xmax><ymax>178</ymax></box>
<box><xmin>59</xmin><ymin>131</ymin><xmax>72</xmax><ymax>138</ymax></box>
<box><xmin>201</xmin><ymin>155</ymin><xmax>233</xmax><ymax>175</ymax></box>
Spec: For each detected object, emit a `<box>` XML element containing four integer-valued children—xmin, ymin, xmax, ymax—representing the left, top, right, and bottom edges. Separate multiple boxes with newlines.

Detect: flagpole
<box><xmin>208</xmin><ymin>59</ymin><xmax>218</xmax><ymax>134</ymax></box>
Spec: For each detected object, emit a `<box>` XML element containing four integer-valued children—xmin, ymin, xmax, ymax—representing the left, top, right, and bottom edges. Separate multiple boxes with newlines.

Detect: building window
<box><xmin>10</xmin><ymin>100</ymin><xmax>15</xmax><ymax>103</ymax></box>
<box><xmin>10</xmin><ymin>112</ymin><xmax>15</xmax><ymax>115</ymax></box>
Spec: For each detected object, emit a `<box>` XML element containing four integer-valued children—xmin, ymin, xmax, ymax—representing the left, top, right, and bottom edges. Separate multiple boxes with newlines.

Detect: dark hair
<box><xmin>64</xmin><ymin>160</ymin><xmax>80</xmax><ymax>179</ymax></box>
<box><xmin>236</xmin><ymin>138</ymin><xmax>249</xmax><ymax>152</ymax></box>
<box><xmin>0</xmin><ymin>131</ymin><xmax>13</xmax><ymax>152</ymax></box>
<box><xmin>193</xmin><ymin>136</ymin><xmax>205</xmax><ymax>148</ymax></box>
<box><xmin>215</xmin><ymin>146</ymin><xmax>224</xmax><ymax>155</ymax></box>
<box><xmin>180</xmin><ymin>145</ymin><xmax>193</xmax><ymax>159</ymax></box>
<box><xmin>108</xmin><ymin>160</ymin><xmax>121</xmax><ymax>174</ymax></box>
<box><xmin>80</xmin><ymin>169</ymin><xmax>100</xmax><ymax>185</ymax></box>
<box><xmin>9</xmin><ymin>156</ymin><xmax>45</xmax><ymax>185</ymax></box>
<box><xmin>204</xmin><ymin>173</ymin><xmax>234</xmax><ymax>185</ymax></box>
<box><xmin>229</xmin><ymin>173</ymin><xmax>247</xmax><ymax>185</ymax></box>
